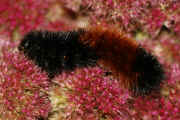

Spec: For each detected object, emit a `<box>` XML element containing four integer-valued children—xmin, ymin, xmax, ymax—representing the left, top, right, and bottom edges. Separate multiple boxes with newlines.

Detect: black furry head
<box><xmin>18</xmin><ymin>30</ymin><xmax>98</xmax><ymax>78</ymax></box>
<box><xmin>132</xmin><ymin>47</ymin><xmax>165</xmax><ymax>95</ymax></box>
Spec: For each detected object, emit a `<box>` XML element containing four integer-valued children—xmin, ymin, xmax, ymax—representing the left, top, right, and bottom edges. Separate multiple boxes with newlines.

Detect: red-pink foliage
<box><xmin>73</xmin><ymin>0</ymin><xmax>180</xmax><ymax>37</ymax></box>
<box><xmin>0</xmin><ymin>0</ymin><xmax>53</xmax><ymax>37</ymax></box>
<box><xmin>0</xmin><ymin>47</ymin><xmax>51</xmax><ymax>120</ymax></box>
<box><xmin>55</xmin><ymin>67</ymin><xmax>131</xmax><ymax>120</ymax></box>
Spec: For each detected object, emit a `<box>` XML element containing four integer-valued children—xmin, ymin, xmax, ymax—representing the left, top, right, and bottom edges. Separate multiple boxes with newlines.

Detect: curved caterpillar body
<box><xmin>18</xmin><ymin>26</ymin><xmax>165</xmax><ymax>95</ymax></box>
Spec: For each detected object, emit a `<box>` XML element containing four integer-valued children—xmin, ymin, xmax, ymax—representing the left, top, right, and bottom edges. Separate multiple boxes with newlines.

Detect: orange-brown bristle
<box><xmin>79</xmin><ymin>26</ymin><xmax>139</xmax><ymax>89</ymax></box>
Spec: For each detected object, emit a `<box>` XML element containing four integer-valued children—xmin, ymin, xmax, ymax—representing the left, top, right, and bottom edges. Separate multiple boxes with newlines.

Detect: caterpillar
<box><xmin>18</xmin><ymin>26</ymin><xmax>165</xmax><ymax>95</ymax></box>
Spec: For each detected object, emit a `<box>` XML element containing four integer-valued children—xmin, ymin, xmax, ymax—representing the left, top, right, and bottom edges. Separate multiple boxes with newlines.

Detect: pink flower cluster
<box><xmin>75</xmin><ymin>0</ymin><xmax>180</xmax><ymax>36</ymax></box>
<box><xmin>55</xmin><ymin>67</ymin><xmax>131</xmax><ymax>120</ymax></box>
<box><xmin>0</xmin><ymin>0</ymin><xmax>52</xmax><ymax>38</ymax></box>
<box><xmin>0</xmin><ymin>48</ymin><xmax>51</xmax><ymax>120</ymax></box>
